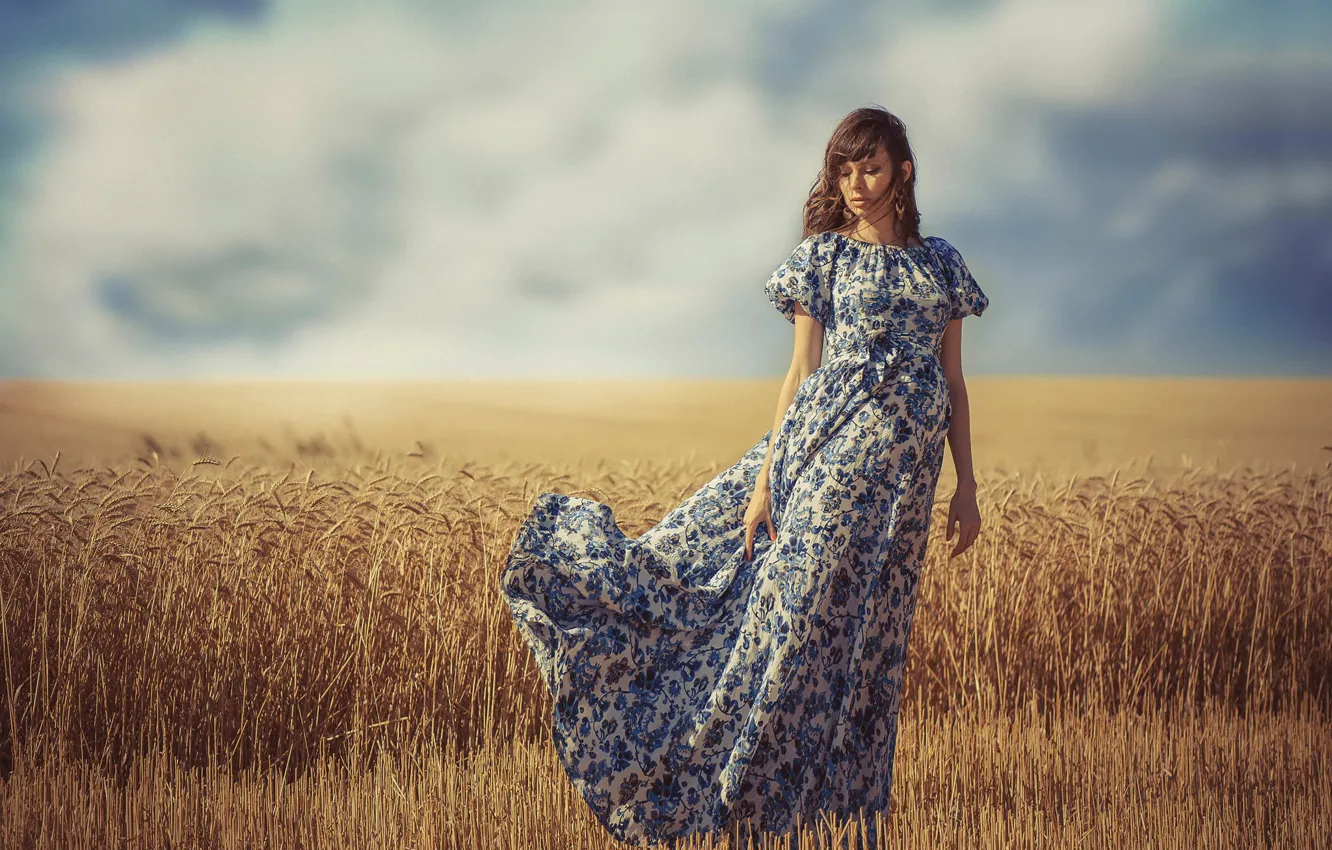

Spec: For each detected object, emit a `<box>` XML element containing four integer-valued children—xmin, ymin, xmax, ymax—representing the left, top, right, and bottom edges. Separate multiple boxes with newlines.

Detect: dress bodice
<box><xmin>822</xmin><ymin>233</ymin><xmax>957</xmax><ymax>367</ymax></box>
<box><xmin>765</xmin><ymin>230</ymin><xmax>989</xmax><ymax>401</ymax></box>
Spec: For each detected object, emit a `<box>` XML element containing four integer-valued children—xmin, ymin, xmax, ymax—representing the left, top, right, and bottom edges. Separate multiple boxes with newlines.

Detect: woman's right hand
<box><xmin>743</xmin><ymin>477</ymin><xmax>777</xmax><ymax>560</ymax></box>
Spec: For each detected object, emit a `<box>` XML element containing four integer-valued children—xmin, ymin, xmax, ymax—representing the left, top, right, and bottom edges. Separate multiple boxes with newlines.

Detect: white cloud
<box><xmin>1</xmin><ymin>0</ymin><xmax>1179</xmax><ymax>378</ymax></box>
<box><xmin>5</xmin><ymin>1</ymin><xmax>826</xmax><ymax>377</ymax></box>
<box><xmin>865</xmin><ymin>0</ymin><xmax>1166</xmax><ymax>215</ymax></box>
<box><xmin>1109</xmin><ymin>156</ymin><xmax>1332</xmax><ymax>241</ymax></box>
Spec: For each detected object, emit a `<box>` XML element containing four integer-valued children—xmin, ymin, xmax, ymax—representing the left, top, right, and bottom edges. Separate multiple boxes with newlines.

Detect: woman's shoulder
<box><xmin>784</xmin><ymin>230</ymin><xmax>840</xmax><ymax>265</ymax></box>
<box><xmin>799</xmin><ymin>229</ymin><xmax>840</xmax><ymax>249</ymax></box>
<box><xmin>923</xmin><ymin>234</ymin><xmax>970</xmax><ymax>265</ymax></box>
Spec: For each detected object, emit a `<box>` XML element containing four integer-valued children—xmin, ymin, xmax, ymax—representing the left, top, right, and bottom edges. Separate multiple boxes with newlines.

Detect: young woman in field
<box><xmin>499</xmin><ymin>105</ymin><xmax>988</xmax><ymax>846</ymax></box>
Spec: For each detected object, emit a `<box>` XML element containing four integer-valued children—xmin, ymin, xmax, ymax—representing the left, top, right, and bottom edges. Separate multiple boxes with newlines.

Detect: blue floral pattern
<box><xmin>499</xmin><ymin>230</ymin><xmax>988</xmax><ymax>846</ymax></box>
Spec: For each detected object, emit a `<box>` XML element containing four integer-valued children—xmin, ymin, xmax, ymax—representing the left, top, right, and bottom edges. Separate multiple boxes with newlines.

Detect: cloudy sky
<box><xmin>0</xmin><ymin>0</ymin><xmax>1327</xmax><ymax>379</ymax></box>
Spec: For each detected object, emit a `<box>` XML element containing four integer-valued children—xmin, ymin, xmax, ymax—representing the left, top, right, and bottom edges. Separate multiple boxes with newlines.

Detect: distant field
<box><xmin>0</xmin><ymin>379</ymin><xmax>1329</xmax><ymax>848</ymax></box>
<box><xmin>2</xmin><ymin>377</ymin><xmax>1330</xmax><ymax>476</ymax></box>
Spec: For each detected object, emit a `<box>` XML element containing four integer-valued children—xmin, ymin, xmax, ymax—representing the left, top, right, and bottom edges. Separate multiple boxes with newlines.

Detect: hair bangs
<box><xmin>828</xmin><ymin>122</ymin><xmax>887</xmax><ymax>168</ymax></box>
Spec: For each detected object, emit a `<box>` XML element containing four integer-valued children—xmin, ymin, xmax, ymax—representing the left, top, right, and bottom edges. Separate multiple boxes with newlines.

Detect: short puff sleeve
<box><xmin>932</xmin><ymin>236</ymin><xmax>989</xmax><ymax>320</ymax></box>
<box><xmin>764</xmin><ymin>234</ymin><xmax>834</xmax><ymax>328</ymax></box>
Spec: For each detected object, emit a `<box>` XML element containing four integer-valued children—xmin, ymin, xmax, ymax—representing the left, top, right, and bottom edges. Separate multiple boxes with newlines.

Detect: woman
<box><xmin>499</xmin><ymin>105</ymin><xmax>988</xmax><ymax>846</ymax></box>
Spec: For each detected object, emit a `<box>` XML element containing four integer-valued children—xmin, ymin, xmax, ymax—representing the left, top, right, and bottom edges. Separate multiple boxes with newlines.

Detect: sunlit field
<box><xmin>1</xmin><ymin>379</ymin><xmax>1329</xmax><ymax>848</ymax></box>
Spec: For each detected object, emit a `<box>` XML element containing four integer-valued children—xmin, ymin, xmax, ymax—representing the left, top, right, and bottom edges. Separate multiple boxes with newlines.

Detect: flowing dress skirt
<box><xmin>499</xmin><ymin>358</ymin><xmax>950</xmax><ymax>846</ymax></box>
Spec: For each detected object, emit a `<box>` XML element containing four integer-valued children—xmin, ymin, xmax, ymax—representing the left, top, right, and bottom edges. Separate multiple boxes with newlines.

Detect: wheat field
<box><xmin>0</xmin><ymin>380</ymin><xmax>1330</xmax><ymax>848</ymax></box>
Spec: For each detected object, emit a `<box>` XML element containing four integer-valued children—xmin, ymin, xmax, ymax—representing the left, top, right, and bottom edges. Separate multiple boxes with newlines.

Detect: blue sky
<box><xmin>0</xmin><ymin>0</ymin><xmax>1327</xmax><ymax>378</ymax></box>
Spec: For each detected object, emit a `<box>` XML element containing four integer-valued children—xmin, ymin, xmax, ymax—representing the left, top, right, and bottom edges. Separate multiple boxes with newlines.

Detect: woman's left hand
<box><xmin>946</xmin><ymin>480</ymin><xmax>981</xmax><ymax>558</ymax></box>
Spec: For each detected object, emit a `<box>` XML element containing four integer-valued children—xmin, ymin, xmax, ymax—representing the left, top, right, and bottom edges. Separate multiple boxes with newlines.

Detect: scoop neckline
<box><xmin>828</xmin><ymin>230</ymin><xmax>933</xmax><ymax>251</ymax></box>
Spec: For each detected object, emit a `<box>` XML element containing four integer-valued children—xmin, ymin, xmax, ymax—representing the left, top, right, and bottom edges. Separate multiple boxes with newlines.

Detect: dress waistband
<box><xmin>824</xmin><ymin>331</ymin><xmax>940</xmax><ymax>398</ymax></box>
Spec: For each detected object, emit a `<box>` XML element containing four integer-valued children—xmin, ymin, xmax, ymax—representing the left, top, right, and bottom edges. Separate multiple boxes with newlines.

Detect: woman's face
<box><xmin>838</xmin><ymin>144</ymin><xmax>911</xmax><ymax>224</ymax></box>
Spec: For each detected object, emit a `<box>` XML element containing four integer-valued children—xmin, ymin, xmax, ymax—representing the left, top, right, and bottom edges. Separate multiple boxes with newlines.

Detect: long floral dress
<box><xmin>499</xmin><ymin>230</ymin><xmax>989</xmax><ymax>846</ymax></box>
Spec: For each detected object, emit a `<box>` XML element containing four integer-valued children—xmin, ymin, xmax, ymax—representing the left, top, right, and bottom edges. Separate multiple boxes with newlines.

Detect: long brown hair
<box><xmin>801</xmin><ymin>106</ymin><xmax>921</xmax><ymax>243</ymax></box>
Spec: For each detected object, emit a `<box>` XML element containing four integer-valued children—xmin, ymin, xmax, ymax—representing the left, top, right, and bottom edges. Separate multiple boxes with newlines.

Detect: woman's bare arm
<box><xmin>757</xmin><ymin>304</ymin><xmax>825</xmax><ymax>489</ymax></box>
<box><xmin>939</xmin><ymin>318</ymin><xmax>977</xmax><ymax>487</ymax></box>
